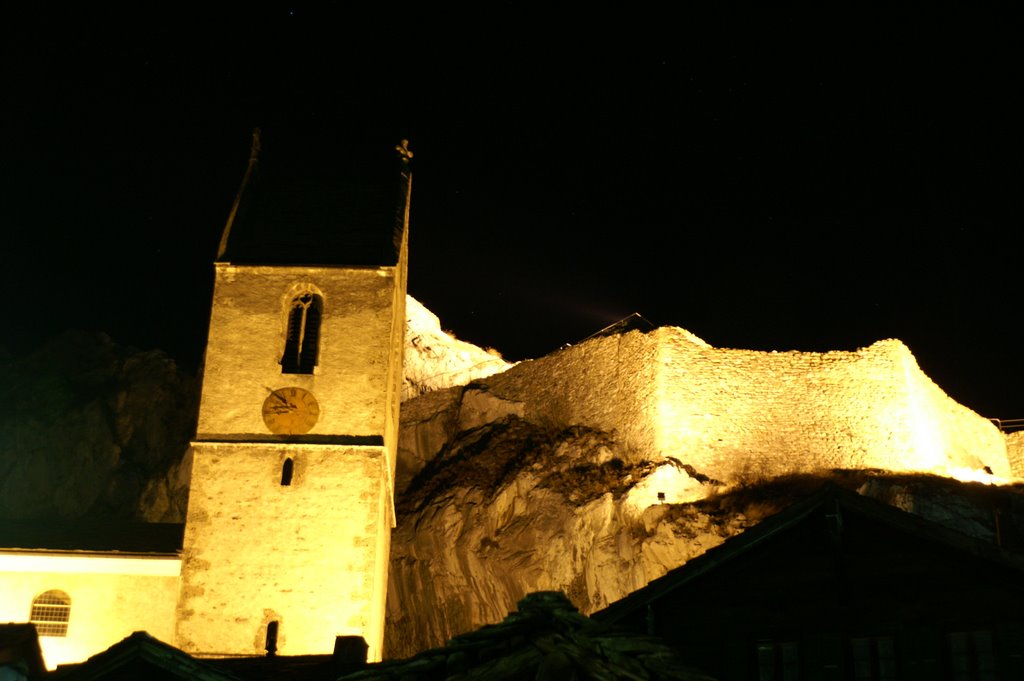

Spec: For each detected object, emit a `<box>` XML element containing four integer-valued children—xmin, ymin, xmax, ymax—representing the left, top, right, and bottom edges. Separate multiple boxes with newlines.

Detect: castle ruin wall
<box><xmin>1006</xmin><ymin>431</ymin><xmax>1024</xmax><ymax>477</ymax></box>
<box><xmin>654</xmin><ymin>329</ymin><xmax>1009</xmax><ymax>482</ymax></box>
<box><xmin>399</xmin><ymin>325</ymin><xmax>1010</xmax><ymax>488</ymax></box>
<box><xmin>481</xmin><ymin>330</ymin><xmax>664</xmax><ymax>463</ymax></box>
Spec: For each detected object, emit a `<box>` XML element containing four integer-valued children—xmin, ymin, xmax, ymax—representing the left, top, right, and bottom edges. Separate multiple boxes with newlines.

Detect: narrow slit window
<box><xmin>281</xmin><ymin>458</ymin><xmax>294</xmax><ymax>486</ymax></box>
<box><xmin>281</xmin><ymin>293</ymin><xmax>322</xmax><ymax>374</ymax></box>
<box><xmin>265</xmin><ymin>620</ymin><xmax>279</xmax><ymax>657</ymax></box>
<box><xmin>31</xmin><ymin>590</ymin><xmax>71</xmax><ymax>637</ymax></box>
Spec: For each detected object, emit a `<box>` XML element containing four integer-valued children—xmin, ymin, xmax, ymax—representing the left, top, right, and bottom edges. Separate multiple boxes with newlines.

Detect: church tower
<box><xmin>175</xmin><ymin>131</ymin><xmax>411</xmax><ymax>662</ymax></box>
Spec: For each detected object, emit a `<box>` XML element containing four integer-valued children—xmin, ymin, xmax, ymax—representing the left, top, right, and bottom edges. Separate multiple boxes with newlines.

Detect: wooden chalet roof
<box><xmin>593</xmin><ymin>484</ymin><xmax>1024</xmax><ymax>625</ymax></box>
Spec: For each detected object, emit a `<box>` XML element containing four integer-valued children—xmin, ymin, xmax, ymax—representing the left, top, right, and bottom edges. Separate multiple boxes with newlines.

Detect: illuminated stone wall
<box><xmin>653</xmin><ymin>329</ymin><xmax>1008</xmax><ymax>481</ymax></box>
<box><xmin>182</xmin><ymin>252</ymin><xmax>407</xmax><ymax>662</ymax></box>
<box><xmin>198</xmin><ymin>263</ymin><xmax>402</xmax><ymax>450</ymax></box>
<box><xmin>1007</xmin><ymin>431</ymin><xmax>1024</xmax><ymax>477</ymax></box>
<box><xmin>420</xmin><ymin>327</ymin><xmax>1009</xmax><ymax>483</ymax></box>
<box><xmin>481</xmin><ymin>330</ymin><xmax>671</xmax><ymax>463</ymax></box>
<box><xmin>0</xmin><ymin>554</ymin><xmax>179</xmax><ymax>669</ymax></box>
<box><xmin>176</xmin><ymin>442</ymin><xmax>391</xmax><ymax>661</ymax></box>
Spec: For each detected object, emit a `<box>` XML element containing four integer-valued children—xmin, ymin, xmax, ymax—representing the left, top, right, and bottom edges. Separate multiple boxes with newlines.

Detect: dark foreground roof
<box><xmin>51</xmin><ymin>632</ymin><xmax>242</xmax><ymax>681</ymax></box>
<box><xmin>340</xmin><ymin>592</ymin><xmax>717</xmax><ymax>681</ymax></box>
<box><xmin>0</xmin><ymin>623</ymin><xmax>46</xmax><ymax>680</ymax></box>
<box><xmin>0</xmin><ymin>520</ymin><xmax>183</xmax><ymax>554</ymax></box>
<box><xmin>217</xmin><ymin>129</ymin><xmax>412</xmax><ymax>267</ymax></box>
<box><xmin>210</xmin><ymin>654</ymin><xmax>353</xmax><ymax>681</ymax></box>
<box><xmin>594</xmin><ymin>484</ymin><xmax>1024</xmax><ymax>625</ymax></box>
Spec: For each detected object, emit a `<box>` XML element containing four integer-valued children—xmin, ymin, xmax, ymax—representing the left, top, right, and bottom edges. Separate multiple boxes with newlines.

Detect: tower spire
<box><xmin>216</xmin><ymin>128</ymin><xmax>261</xmax><ymax>260</ymax></box>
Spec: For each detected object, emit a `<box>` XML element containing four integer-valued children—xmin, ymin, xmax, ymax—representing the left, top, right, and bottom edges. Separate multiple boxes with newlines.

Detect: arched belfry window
<box><xmin>30</xmin><ymin>590</ymin><xmax>71</xmax><ymax>637</ymax></box>
<box><xmin>281</xmin><ymin>292</ymin><xmax>322</xmax><ymax>374</ymax></box>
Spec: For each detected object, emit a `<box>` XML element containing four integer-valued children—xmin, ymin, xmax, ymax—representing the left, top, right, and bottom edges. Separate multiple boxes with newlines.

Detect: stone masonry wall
<box><xmin>1007</xmin><ymin>431</ymin><xmax>1024</xmax><ymax>477</ymax></box>
<box><xmin>198</xmin><ymin>264</ymin><xmax>399</xmax><ymax>440</ymax></box>
<box><xmin>481</xmin><ymin>330</ymin><xmax>668</xmax><ymax>463</ymax></box>
<box><xmin>176</xmin><ymin>442</ymin><xmax>390</xmax><ymax>660</ymax></box>
<box><xmin>400</xmin><ymin>326</ymin><xmax>1010</xmax><ymax>487</ymax></box>
<box><xmin>655</xmin><ymin>330</ymin><xmax>1008</xmax><ymax>482</ymax></box>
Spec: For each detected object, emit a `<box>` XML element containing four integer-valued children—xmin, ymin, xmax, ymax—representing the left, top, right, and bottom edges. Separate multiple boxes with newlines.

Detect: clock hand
<box><xmin>265</xmin><ymin>387</ymin><xmax>293</xmax><ymax>407</ymax></box>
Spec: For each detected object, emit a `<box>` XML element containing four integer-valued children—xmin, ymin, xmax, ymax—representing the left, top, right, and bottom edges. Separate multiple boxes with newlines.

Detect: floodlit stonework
<box><xmin>400</xmin><ymin>327</ymin><xmax>1011</xmax><ymax>489</ymax></box>
<box><xmin>179</xmin><ymin>257</ymin><xmax>408</xmax><ymax>661</ymax></box>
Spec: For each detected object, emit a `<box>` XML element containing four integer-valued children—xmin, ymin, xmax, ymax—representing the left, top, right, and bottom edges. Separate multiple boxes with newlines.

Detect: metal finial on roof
<box><xmin>395</xmin><ymin>139</ymin><xmax>413</xmax><ymax>164</ymax></box>
<box><xmin>216</xmin><ymin>128</ymin><xmax>262</xmax><ymax>260</ymax></box>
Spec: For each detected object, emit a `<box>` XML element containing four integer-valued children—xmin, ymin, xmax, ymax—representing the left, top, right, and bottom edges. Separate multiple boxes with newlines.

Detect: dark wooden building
<box><xmin>594</xmin><ymin>485</ymin><xmax>1024</xmax><ymax>680</ymax></box>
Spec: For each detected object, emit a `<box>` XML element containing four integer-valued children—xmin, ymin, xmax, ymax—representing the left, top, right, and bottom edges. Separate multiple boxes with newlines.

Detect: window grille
<box><xmin>30</xmin><ymin>590</ymin><xmax>71</xmax><ymax>637</ymax></box>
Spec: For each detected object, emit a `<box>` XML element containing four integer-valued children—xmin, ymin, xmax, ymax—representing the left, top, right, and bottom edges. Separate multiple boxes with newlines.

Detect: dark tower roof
<box><xmin>217</xmin><ymin>129</ymin><xmax>412</xmax><ymax>267</ymax></box>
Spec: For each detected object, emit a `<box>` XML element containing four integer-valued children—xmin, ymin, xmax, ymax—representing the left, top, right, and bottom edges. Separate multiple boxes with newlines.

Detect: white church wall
<box><xmin>0</xmin><ymin>552</ymin><xmax>179</xmax><ymax>669</ymax></box>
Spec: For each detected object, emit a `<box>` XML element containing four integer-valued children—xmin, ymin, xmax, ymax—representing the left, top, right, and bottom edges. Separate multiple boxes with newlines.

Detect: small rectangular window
<box><xmin>265</xmin><ymin>620</ymin><xmax>279</xmax><ymax>657</ymax></box>
<box><xmin>850</xmin><ymin>636</ymin><xmax>896</xmax><ymax>681</ymax></box>
<box><xmin>757</xmin><ymin>640</ymin><xmax>799</xmax><ymax>681</ymax></box>
<box><xmin>948</xmin><ymin>630</ymin><xmax>996</xmax><ymax>681</ymax></box>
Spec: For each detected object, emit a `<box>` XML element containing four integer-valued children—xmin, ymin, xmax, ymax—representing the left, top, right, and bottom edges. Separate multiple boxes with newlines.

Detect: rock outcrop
<box><xmin>386</xmin><ymin>415</ymin><xmax>1024</xmax><ymax>658</ymax></box>
<box><xmin>402</xmin><ymin>297</ymin><xmax>513</xmax><ymax>400</ymax></box>
<box><xmin>389</xmin><ymin>317</ymin><xmax>1023</xmax><ymax>657</ymax></box>
<box><xmin>0</xmin><ymin>331</ymin><xmax>196</xmax><ymax>521</ymax></box>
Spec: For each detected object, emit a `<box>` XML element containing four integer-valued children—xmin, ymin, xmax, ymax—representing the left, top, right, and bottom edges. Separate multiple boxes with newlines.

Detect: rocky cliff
<box><xmin>402</xmin><ymin>296</ymin><xmax>513</xmax><ymax>400</ymax></box>
<box><xmin>385</xmin><ymin>418</ymin><xmax>1024</xmax><ymax>658</ymax></box>
<box><xmin>0</xmin><ymin>330</ymin><xmax>196</xmax><ymax>521</ymax></box>
<box><xmin>0</xmin><ymin>297</ymin><xmax>508</xmax><ymax>523</ymax></box>
<box><xmin>387</xmin><ymin>308</ymin><xmax>1023</xmax><ymax>657</ymax></box>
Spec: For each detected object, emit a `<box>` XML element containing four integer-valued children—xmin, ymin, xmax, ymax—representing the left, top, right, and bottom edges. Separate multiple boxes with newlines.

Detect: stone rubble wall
<box><xmin>480</xmin><ymin>331</ymin><xmax>666</xmax><ymax>464</ymax></box>
<box><xmin>1006</xmin><ymin>431</ymin><xmax>1024</xmax><ymax>477</ymax></box>
<box><xmin>399</xmin><ymin>326</ymin><xmax>1010</xmax><ymax>488</ymax></box>
<box><xmin>655</xmin><ymin>330</ymin><xmax>1009</xmax><ymax>482</ymax></box>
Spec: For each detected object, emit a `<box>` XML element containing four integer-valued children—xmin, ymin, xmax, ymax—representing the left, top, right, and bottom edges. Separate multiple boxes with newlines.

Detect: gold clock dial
<box><xmin>262</xmin><ymin>387</ymin><xmax>320</xmax><ymax>435</ymax></box>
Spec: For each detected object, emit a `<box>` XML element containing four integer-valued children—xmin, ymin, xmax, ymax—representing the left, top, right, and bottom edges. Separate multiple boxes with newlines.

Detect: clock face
<box><xmin>262</xmin><ymin>387</ymin><xmax>320</xmax><ymax>435</ymax></box>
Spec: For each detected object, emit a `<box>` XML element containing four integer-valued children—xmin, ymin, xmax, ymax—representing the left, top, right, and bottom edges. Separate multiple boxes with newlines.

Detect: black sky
<box><xmin>3</xmin><ymin>9</ymin><xmax>1022</xmax><ymax>418</ymax></box>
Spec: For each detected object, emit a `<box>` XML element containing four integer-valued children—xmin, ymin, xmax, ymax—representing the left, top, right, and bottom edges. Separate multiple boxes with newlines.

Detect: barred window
<box><xmin>30</xmin><ymin>590</ymin><xmax>71</xmax><ymax>637</ymax></box>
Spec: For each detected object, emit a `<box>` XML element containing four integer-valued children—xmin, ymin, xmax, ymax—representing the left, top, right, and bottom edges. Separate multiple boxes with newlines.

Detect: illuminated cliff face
<box><xmin>400</xmin><ymin>327</ymin><xmax>1011</xmax><ymax>492</ymax></box>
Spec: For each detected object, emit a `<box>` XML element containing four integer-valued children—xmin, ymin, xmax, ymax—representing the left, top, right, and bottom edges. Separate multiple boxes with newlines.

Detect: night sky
<box><xmin>4</xmin><ymin>10</ymin><xmax>1022</xmax><ymax>418</ymax></box>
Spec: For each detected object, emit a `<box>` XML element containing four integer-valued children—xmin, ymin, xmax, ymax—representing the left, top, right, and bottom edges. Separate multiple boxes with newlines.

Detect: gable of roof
<box><xmin>50</xmin><ymin>632</ymin><xmax>242</xmax><ymax>681</ymax></box>
<box><xmin>593</xmin><ymin>484</ymin><xmax>1024</xmax><ymax>625</ymax></box>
